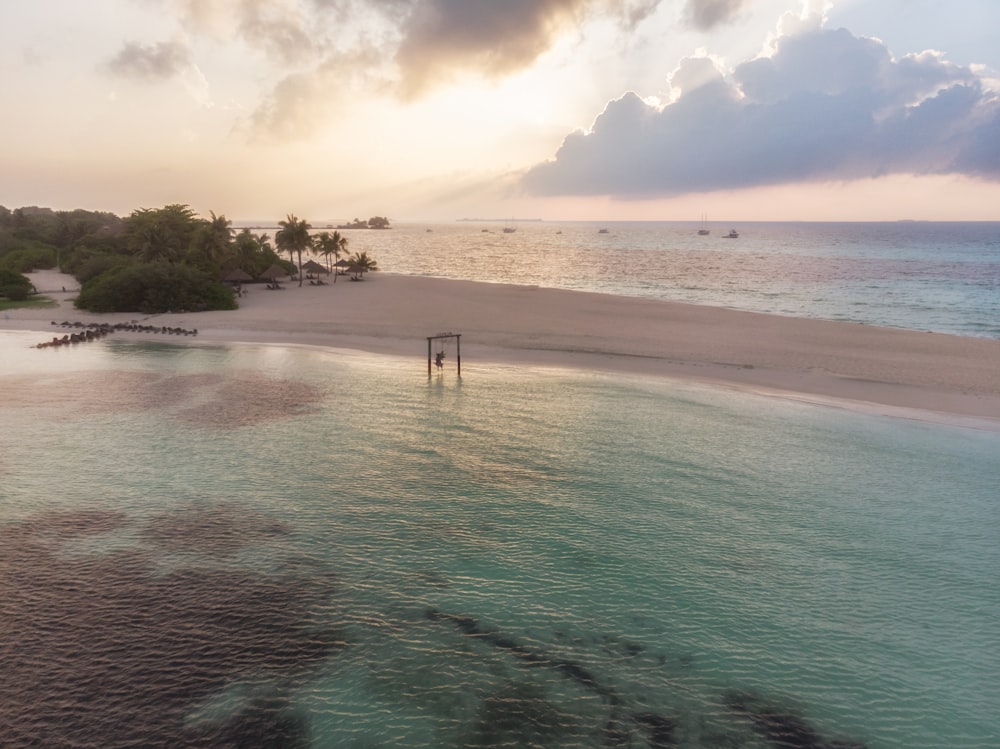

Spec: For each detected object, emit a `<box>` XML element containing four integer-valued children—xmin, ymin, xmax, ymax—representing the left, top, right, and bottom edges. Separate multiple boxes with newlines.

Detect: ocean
<box><xmin>2</xmin><ymin>221</ymin><xmax>999</xmax><ymax>748</ymax></box>
<box><xmin>355</xmin><ymin>220</ymin><xmax>1000</xmax><ymax>339</ymax></box>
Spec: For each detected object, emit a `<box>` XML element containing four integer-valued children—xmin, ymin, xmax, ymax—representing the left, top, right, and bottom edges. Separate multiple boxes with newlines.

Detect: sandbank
<box><xmin>7</xmin><ymin>269</ymin><xmax>1000</xmax><ymax>427</ymax></box>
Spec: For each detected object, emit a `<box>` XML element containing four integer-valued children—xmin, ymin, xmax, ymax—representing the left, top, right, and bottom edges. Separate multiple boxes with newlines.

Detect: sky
<box><xmin>1</xmin><ymin>0</ymin><xmax>998</xmax><ymax>222</ymax></box>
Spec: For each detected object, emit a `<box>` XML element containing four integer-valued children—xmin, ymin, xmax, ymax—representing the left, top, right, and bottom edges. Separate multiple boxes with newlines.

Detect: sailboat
<box><xmin>697</xmin><ymin>215</ymin><xmax>710</xmax><ymax>235</ymax></box>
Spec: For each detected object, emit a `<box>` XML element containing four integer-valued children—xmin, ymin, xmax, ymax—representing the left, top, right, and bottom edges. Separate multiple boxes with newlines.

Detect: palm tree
<box><xmin>347</xmin><ymin>250</ymin><xmax>379</xmax><ymax>280</ymax></box>
<box><xmin>232</xmin><ymin>229</ymin><xmax>276</xmax><ymax>278</ymax></box>
<box><xmin>135</xmin><ymin>221</ymin><xmax>170</xmax><ymax>264</ymax></box>
<box><xmin>125</xmin><ymin>204</ymin><xmax>199</xmax><ymax>264</ymax></box>
<box><xmin>276</xmin><ymin>214</ymin><xmax>311</xmax><ymax>287</ymax></box>
<box><xmin>313</xmin><ymin>230</ymin><xmax>349</xmax><ymax>283</ymax></box>
<box><xmin>312</xmin><ymin>231</ymin><xmax>332</xmax><ymax>271</ymax></box>
<box><xmin>195</xmin><ymin>211</ymin><xmax>234</xmax><ymax>272</ymax></box>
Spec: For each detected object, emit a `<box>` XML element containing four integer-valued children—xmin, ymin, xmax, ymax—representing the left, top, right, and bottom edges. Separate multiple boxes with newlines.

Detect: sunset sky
<box><xmin>2</xmin><ymin>0</ymin><xmax>998</xmax><ymax>222</ymax></box>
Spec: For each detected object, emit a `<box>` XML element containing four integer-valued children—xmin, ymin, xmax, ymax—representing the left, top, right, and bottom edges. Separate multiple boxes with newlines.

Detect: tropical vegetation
<box><xmin>0</xmin><ymin>204</ymin><xmax>381</xmax><ymax>313</ymax></box>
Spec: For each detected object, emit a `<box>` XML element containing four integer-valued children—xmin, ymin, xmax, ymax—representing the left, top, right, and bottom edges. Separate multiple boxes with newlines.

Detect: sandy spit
<box><xmin>8</xmin><ymin>269</ymin><xmax>1000</xmax><ymax>427</ymax></box>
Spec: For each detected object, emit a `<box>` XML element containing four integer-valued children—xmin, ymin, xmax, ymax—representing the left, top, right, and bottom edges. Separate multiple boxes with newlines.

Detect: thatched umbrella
<box><xmin>222</xmin><ymin>269</ymin><xmax>253</xmax><ymax>283</ymax></box>
<box><xmin>258</xmin><ymin>264</ymin><xmax>286</xmax><ymax>281</ymax></box>
<box><xmin>301</xmin><ymin>259</ymin><xmax>329</xmax><ymax>275</ymax></box>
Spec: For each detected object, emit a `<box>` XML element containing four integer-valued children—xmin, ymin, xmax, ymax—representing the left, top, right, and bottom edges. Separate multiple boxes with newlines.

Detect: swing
<box><xmin>427</xmin><ymin>333</ymin><xmax>462</xmax><ymax>376</ymax></box>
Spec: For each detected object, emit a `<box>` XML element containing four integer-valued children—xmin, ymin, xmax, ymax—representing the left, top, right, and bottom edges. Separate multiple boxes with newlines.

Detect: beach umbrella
<box><xmin>258</xmin><ymin>263</ymin><xmax>286</xmax><ymax>280</ymax></box>
<box><xmin>302</xmin><ymin>259</ymin><xmax>329</xmax><ymax>274</ymax></box>
<box><xmin>331</xmin><ymin>258</ymin><xmax>351</xmax><ymax>282</ymax></box>
<box><xmin>222</xmin><ymin>269</ymin><xmax>253</xmax><ymax>283</ymax></box>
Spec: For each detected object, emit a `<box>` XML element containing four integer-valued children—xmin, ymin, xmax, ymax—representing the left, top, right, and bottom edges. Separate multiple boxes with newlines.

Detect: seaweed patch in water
<box><xmin>0</xmin><ymin>508</ymin><xmax>345</xmax><ymax>749</ymax></box>
<box><xmin>724</xmin><ymin>689</ymin><xmax>867</xmax><ymax>749</ymax></box>
<box><xmin>426</xmin><ymin>608</ymin><xmax>680</xmax><ymax>748</ymax></box>
<box><xmin>465</xmin><ymin>681</ymin><xmax>591</xmax><ymax>748</ymax></box>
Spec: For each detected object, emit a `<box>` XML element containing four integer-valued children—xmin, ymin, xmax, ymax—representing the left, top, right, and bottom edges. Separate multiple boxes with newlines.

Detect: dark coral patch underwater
<box><xmin>0</xmin><ymin>508</ymin><xmax>343</xmax><ymax>749</ymax></box>
<box><xmin>0</xmin><ymin>508</ymin><xmax>873</xmax><ymax>749</ymax></box>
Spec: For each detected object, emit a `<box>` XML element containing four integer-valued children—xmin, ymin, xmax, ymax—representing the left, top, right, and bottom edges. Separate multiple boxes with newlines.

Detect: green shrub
<box><xmin>76</xmin><ymin>262</ymin><xmax>237</xmax><ymax>313</ymax></box>
<box><xmin>0</xmin><ymin>244</ymin><xmax>56</xmax><ymax>273</ymax></box>
<box><xmin>0</xmin><ymin>268</ymin><xmax>33</xmax><ymax>300</ymax></box>
<box><xmin>75</xmin><ymin>253</ymin><xmax>133</xmax><ymax>284</ymax></box>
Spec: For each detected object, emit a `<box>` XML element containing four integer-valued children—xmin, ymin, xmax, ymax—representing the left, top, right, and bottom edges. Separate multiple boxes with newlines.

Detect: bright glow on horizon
<box><xmin>1</xmin><ymin>0</ymin><xmax>998</xmax><ymax>222</ymax></box>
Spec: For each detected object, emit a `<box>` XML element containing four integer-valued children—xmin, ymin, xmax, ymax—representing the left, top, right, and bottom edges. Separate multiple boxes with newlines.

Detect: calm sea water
<box><xmin>343</xmin><ymin>220</ymin><xmax>1000</xmax><ymax>338</ymax></box>
<box><xmin>1</xmin><ymin>331</ymin><xmax>998</xmax><ymax>748</ymax></box>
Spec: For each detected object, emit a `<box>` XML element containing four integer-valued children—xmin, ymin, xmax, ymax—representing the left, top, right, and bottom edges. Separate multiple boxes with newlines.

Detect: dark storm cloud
<box><xmin>392</xmin><ymin>0</ymin><xmax>587</xmax><ymax>97</ymax></box>
<box><xmin>683</xmin><ymin>0</ymin><xmax>748</xmax><ymax>31</ymax></box>
<box><xmin>521</xmin><ymin>26</ymin><xmax>1000</xmax><ymax>197</ymax></box>
<box><xmin>228</xmin><ymin>0</ymin><xmax>668</xmax><ymax>134</ymax></box>
<box><xmin>194</xmin><ymin>0</ymin><xmax>663</xmax><ymax>85</ymax></box>
<box><xmin>344</xmin><ymin>0</ymin><xmax>666</xmax><ymax>98</ymax></box>
<box><xmin>107</xmin><ymin>40</ymin><xmax>191</xmax><ymax>81</ymax></box>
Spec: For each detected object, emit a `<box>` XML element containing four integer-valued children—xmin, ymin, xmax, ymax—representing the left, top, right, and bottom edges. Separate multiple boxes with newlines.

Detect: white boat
<box><xmin>724</xmin><ymin>229</ymin><xmax>739</xmax><ymax>238</ymax></box>
<box><xmin>698</xmin><ymin>215</ymin><xmax>710</xmax><ymax>235</ymax></box>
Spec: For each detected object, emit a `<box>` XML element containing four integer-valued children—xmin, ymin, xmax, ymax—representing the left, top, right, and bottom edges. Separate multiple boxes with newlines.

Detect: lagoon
<box><xmin>2</xmin><ymin>334</ymin><xmax>998</xmax><ymax>747</ymax></box>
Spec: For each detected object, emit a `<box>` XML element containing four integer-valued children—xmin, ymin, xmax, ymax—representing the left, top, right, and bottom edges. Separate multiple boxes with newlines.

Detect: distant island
<box><xmin>239</xmin><ymin>217</ymin><xmax>392</xmax><ymax>231</ymax></box>
<box><xmin>334</xmin><ymin>216</ymin><xmax>391</xmax><ymax>230</ymax></box>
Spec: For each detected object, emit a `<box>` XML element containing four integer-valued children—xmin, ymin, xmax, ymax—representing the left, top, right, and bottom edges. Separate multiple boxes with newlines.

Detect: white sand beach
<box><xmin>8</xmin><ymin>269</ymin><xmax>1000</xmax><ymax>425</ymax></box>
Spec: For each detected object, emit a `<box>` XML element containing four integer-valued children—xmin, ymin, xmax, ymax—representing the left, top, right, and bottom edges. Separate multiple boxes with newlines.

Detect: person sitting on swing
<box><xmin>435</xmin><ymin>351</ymin><xmax>445</xmax><ymax>369</ymax></box>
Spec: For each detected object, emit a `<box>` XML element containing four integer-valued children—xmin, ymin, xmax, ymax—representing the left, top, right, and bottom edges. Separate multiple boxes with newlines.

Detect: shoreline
<box><xmin>7</xmin><ymin>269</ymin><xmax>1000</xmax><ymax>429</ymax></box>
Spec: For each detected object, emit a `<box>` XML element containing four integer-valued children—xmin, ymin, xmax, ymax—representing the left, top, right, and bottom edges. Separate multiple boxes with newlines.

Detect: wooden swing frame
<box><xmin>427</xmin><ymin>333</ymin><xmax>461</xmax><ymax>376</ymax></box>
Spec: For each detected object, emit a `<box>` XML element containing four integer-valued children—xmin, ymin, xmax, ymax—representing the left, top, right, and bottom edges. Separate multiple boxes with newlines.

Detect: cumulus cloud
<box><xmin>771</xmin><ymin>0</ymin><xmax>829</xmax><ymax>40</ymax></box>
<box><xmin>521</xmin><ymin>25</ymin><xmax>1000</xmax><ymax>197</ymax></box>
<box><xmin>107</xmin><ymin>40</ymin><xmax>192</xmax><ymax>81</ymax></box>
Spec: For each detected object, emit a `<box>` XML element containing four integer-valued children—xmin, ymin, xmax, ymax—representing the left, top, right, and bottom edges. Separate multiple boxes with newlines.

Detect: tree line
<box><xmin>0</xmin><ymin>205</ymin><xmax>379</xmax><ymax>313</ymax></box>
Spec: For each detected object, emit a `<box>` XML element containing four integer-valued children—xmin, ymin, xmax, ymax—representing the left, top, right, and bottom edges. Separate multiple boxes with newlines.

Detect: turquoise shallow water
<box><xmin>2</xmin><ymin>333</ymin><xmax>998</xmax><ymax>748</ymax></box>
